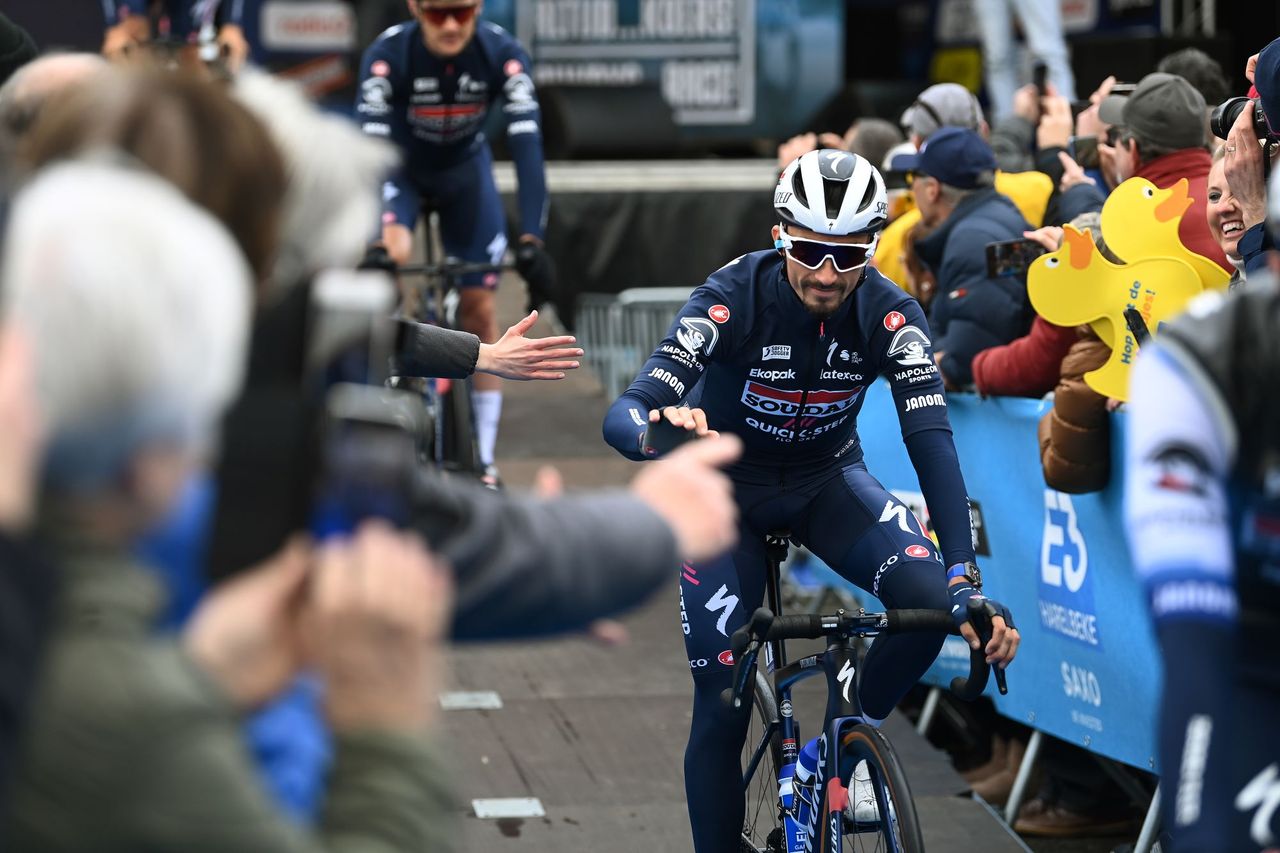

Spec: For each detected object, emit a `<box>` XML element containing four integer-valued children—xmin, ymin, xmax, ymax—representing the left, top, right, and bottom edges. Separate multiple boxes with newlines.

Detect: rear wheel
<box><xmin>740</xmin><ymin>670</ymin><xmax>786</xmax><ymax>853</ymax></box>
<box><xmin>819</xmin><ymin>723</ymin><xmax>923</xmax><ymax>853</ymax></box>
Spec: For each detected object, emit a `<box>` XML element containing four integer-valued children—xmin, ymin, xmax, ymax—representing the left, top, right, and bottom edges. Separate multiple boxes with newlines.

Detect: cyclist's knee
<box><xmin>875</xmin><ymin>558</ymin><xmax>948</xmax><ymax>612</ymax></box>
<box><xmin>690</xmin><ymin>674</ymin><xmax>750</xmax><ymax>740</ymax></box>
<box><xmin>382</xmin><ymin>224</ymin><xmax>413</xmax><ymax>267</ymax></box>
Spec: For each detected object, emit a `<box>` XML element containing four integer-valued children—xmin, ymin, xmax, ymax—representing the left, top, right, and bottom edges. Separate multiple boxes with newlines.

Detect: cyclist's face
<box><xmin>774</xmin><ymin>224</ymin><xmax>870</xmax><ymax>319</ymax></box>
<box><xmin>410</xmin><ymin>0</ymin><xmax>481</xmax><ymax>58</ymax></box>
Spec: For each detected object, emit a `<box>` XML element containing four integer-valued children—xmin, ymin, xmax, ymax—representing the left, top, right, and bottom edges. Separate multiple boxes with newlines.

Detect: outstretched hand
<box><xmin>630</xmin><ymin>434</ymin><xmax>742</xmax><ymax>562</ymax></box>
<box><xmin>476</xmin><ymin>310</ymin><xmax>582</xmax><ymax>381</ymax></box>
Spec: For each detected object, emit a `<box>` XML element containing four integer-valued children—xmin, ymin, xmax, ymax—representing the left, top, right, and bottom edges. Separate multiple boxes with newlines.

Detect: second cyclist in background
<box><xmin>356</xmin><ymin>0</ymin><xmax>556</xmax><ymax>485</ymax></box>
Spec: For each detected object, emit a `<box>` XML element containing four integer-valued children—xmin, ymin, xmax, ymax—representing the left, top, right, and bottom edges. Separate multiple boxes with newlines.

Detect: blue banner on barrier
<box><xmin>855</xmin><ymin>381</ymin><xmax>1161</xmax><ymax>773</ymax></box>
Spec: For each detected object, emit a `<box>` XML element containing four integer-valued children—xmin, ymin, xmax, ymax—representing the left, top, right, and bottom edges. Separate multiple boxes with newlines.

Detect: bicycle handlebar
<box><xmin>720</xmin><ymin>603</ymin><xmax>1007</xmax><ymax>710</ymax></box>
<box><xmin>397</xmin><ymin>260</ymin><xmax>513</xmax><ymax>278</ymax></box>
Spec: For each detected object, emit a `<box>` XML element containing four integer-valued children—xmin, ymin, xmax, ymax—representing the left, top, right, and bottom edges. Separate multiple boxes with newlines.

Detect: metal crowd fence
<box><xmin>575</xmin><ymin>287</ymin><xmax>694</xmax><ymax>398</ymax></box>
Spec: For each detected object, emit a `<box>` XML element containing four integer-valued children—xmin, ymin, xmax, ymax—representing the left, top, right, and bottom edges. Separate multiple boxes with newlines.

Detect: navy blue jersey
<box><xmin>356</xmin><ymin>19</ymin><xmax>547</xmax><ymax>240</ymax></box>
<box><xmin>604</xmin><ymin>249</ymin><xmax>977</xmax><ymax>567</ymax></box>
<box><xmin>101</xmin><ymin>0</ymin><xmax>242</xmax><ymax>39</ymax></box>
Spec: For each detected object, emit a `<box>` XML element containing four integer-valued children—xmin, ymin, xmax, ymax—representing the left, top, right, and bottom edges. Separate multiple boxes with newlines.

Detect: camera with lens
<box><xmin>1211</xmin><ymin>96</ymin><xmax>1275</xmax><ymax>141</ymax></box>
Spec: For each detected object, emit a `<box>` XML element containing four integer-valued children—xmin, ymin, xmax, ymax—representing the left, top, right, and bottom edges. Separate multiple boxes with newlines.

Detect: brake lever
<box><xmin>719</xmin><ymin>608</ymin><xmax>775</xmax><ymax>709</ymax></box>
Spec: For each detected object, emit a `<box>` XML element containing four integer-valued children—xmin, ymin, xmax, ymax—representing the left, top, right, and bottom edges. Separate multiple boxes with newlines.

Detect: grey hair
<box><xmin>0</xmin><ymin>52</ymin><xmax>107</xmax><ymax>152</ymax></box>
<box><xmin>232</xmin><ymin>70</ymin><xmax>399</xmax><ymax>299</ymax></box>
<box><xmin>848</xmin><ymin>118</ymin><xmax>905</xmax><ymax>175</ymax></box>
<box><xmin>1</xmin><ymin>159</ymin><xmax>252</xmax><ymax>490</ymax></box>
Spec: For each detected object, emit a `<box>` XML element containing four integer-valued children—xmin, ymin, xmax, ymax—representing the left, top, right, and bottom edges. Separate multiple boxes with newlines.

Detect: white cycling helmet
<box><xmin>774</xmin><ymin>148</ymin><xmax>888</xmax><ymax>237</ymax></box>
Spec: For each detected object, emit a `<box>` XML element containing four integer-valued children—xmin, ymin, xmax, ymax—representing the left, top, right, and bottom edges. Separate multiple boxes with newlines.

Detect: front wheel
<box><xmin>818</xmin><ymin>723</ymin><xmax>923</xmax><ymax>853</ymax></box>
<box><xmin>740</xmin><ymin>669</ymin><xmax>785</xmax><ymax>853</ymax></box>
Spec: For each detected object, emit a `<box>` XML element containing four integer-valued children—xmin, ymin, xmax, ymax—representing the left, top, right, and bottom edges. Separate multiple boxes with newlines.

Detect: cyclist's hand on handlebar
<box><xmin>357</xmin><ymin>244</ymin><xmax>399</xmax><ymax>274</ymax></box>
<box><xmin>649</xmin><ymin>405</ymin><xmax>719</xmax><ymax>439</ymax></box>
<box><xmin>949</xmin><ymin>581</ymin><xmax>1020</xmax><ymax>669</ymax></box>
<box><xmin>477</xmin><ymin>310</ymin><xmax>583</xmax><ymax>381</ymax></box>
<box><xmin>515</xmin><ymin>237</ymin><xmax>557</xmax><ymax>312</ymax></box>
<box><xmin>629</xmin><ymin>434</ymin><xmax>742</xmax><ymax>562</ymax></box>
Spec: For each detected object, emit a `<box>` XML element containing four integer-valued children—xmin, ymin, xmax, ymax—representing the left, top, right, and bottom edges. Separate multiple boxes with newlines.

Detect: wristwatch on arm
<box><xmin>946</xmin><ymin>560</ymin><xmax>982</xmax><ymax>589</ymax></box>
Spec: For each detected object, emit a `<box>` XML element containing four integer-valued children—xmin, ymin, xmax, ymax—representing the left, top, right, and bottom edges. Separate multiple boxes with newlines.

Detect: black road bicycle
<box><xmin>730</xmin><ymin>532</ymin><xmax>1008</xmax><ymax>853</ymax></box>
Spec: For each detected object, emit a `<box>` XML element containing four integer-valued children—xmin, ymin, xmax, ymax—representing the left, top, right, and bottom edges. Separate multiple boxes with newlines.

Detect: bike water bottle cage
<box><xmin>777</xmin><ymin>228</ymin><xmax>879</xmax><ymax>273</ymax></box>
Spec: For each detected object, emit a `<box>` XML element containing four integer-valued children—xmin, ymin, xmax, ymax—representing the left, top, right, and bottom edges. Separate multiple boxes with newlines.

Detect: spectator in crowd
<box><xmin>0</xmin><ymin>323</ymin><xmax>53</xmax><ymax>814</ymax></box>
<box><xmin>0</xmin><ymin>53</ymin><xmax>107</xmax><ymax>157</ymax></box>
<box><xmin>898</xmin><ymin>127</ymin><xmax>1035</xmax><ymax>388</ymax></box>
<box><xmin>970</xmin><ymin>212</ymin><xmax>1105</xmax><ymax>398</ymax></box>
<box><xmin>1157</xmin><ymin>46</ymin><xmax>1230</xmax><ymax>144</ymax></box>
<box><xmin>975</xmin><ymin>0</ymin><xmax>1076</xmax><ymax>123</ymax></box>
<box><xmin>15</xmin><ymin>65</ymin><xmax>285</xmax><ymax>287</ymax></box>
<box><xmin>775</xmin><ymin>117</ymin><xmax>905</xmax><ymax>178</ymax></box>
<box><xmin>874</xmin><ymin>82</ymin><xmax>1052</xmax><ymax>291</ymax></box>
<box><xmin>1223</xmin><ymin>38</ymin><xmax>1279</xmax><ymax>279</ymax></box>
<box><xmin>1206</xmin><ymin>145</ymin><xmax>1249</xmax><ymax>288</ymax></box>
<box><xmin>0</xmin><ymin>159</ymin><xmax>458</xmax><ymax>852</ymax></box>
<box><xmin>1098</xmin><ymin>71</ymin><xmax>1232</xmax><ymax>270</ymax></box>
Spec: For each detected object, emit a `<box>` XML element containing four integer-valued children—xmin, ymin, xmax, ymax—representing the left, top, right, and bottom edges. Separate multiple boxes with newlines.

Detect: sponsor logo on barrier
<box><xmin>748</xmin><ymin>368</ymin><xmax>795</xmax><ymax>381</ymax></box>
<box><xmin>1039</xmin><ymin>491</ymin><xmax>1102</xmax><ymax>648</ymax></box>
<box><xmin>677</xmin><ymin>317</ymin><xmax>719</xmax><ymax>356</ymax></box>
<box><xmin>969</xmin><ymin>498</ymin><xmax>991</xmax><ymax>556</ymax></box>
<box><xmin>648</xmin><ymin>367</ymin><xmax>686</xmax><ymax>397</ymax></box>
<box><xmin>762</xmin><ymin>344</ymin><xmax>791</xmax><ymax>361</ymax></box>
<box><xmin>717</xmin><ymin>650</ymin><xmax>735</xmax><ymax>666</ymax></box>
<box><xmin>1061</xmin><ymin>661</ymin><xmax>1102</xmax><ymax>708</ymax></box>
<box><xmin>888</xmin><ymin>325</ymin><xmax>933</xmax><ymax>367</ymax></box>
<box><xmin>705</xmin><ymin>584</ymin><xmax>738</xmax><ymax>637</ymax></box>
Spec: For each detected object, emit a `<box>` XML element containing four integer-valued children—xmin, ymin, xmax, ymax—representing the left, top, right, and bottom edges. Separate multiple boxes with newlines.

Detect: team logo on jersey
<box><xmin>741</xmin><ymin>382</ymin><xmax>861</xmax><ymax>418</ymax></box>
<box><xmin>888</xmin><ymin>325</ymin><xmax>932</xmax><ymax>367</ymax></box>
<box><xmin>905</xmin><ymin>544</ymin><xmax>932</xmax><ymax>559</ymax></box>
<box><xmin>883</xmin><ymin>311</ymin><xmax>906</xmax><ymax>331</ymax></box>
<box><xmin>361</xmin><ymin>76</ymin><xmax>392</xmax><ymax>110</ymax></box>
<box><xmin>825</xmin><ymin>340</ymin><xmax>862</xmax><ymax>367</ymax></box>
<box><xmin>677</xmin><ymin>317</ymin><xmax>719</xmax><ymax>357</ymax></box>
<box><xmin>503</xmin><ymin>73</ymin><xmax>537</xmax><ymax>110</ymax></box>
<box><xmin>370</xmin><ymin>59</ymin><xmax>390</xmax><ymax>77</ymax></box>
<box><xmin>504</xmin><ymin>58</ymin><xmax>524</xmax><ymax>76</ymax></box>
<box><xmin>709</xmin><ymin>304</ymin><xmax>731</xmax><ymax>324</ymax></box>
<box><xmin>1149</xmin><ymin>443</ymin><xmax>1211</xmax><ymax>497</ymax></box>
<box><xmin>762</xmin><ymin>344</ymin><xmax>791</xmax><ymax>361</ymax></box>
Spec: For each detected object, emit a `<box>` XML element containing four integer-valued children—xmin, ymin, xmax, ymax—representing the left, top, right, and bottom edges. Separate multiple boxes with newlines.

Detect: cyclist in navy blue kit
<box><xmin>101</xmin><ymin>1</ymin><xmax>248</xmax><ymax>67</ymax></box>
<box><xmin>1126</xmin><ymin>264</ymin><xmax>1280</xmax><ymax>852</ymax></box>
<box><xmin>603</xmin><ymin>149</ymin><xmax>1020</xmax><ymax>853</ymax></box>
<box><xmin>357</xmin><ymin>0</ymin><xmax>555</xmax><ymax>484</ymax></box>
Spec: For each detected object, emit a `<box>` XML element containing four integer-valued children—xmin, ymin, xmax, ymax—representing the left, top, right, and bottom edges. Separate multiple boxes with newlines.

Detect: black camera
<box><xmin>1210</xmin><ymin>96</ymin><xmax>1274</xmax><ymax>141</ymax></box>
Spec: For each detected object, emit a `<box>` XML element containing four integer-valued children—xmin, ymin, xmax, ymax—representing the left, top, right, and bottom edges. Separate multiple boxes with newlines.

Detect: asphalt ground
<box><xmin>434</xmin><ymin>275</ymin><xmax>1141</xmax><ymax>853</ymax></box>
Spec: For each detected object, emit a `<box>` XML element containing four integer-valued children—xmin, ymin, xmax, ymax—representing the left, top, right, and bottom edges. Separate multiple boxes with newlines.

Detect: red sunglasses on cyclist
<box><xmin>417</xmin><ymin>2</ymin><xmax>479</xmax><ymax>26</ymax></box>
<box><xmin>777</xmin><ymin>229</ymin><xmax>879</xmax><ymax>273</ymax></box>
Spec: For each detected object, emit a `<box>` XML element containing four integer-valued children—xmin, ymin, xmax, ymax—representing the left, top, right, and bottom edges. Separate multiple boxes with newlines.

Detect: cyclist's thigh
<box><xmin>797</xmin><ymin>464</ymin><xmax>945</xmax><ymax>605</ymax></box>
<box><xmin>680</xmin><ymin>524</ymin><xmax>768</xmax><ymax>680</ymax></box>
<box><xmin>436</xmin><ymin>147</ymin><xmax>506</xmax><ymax>289</ymax></box>
<box><xmin>383</xmin><ymin>177</ymin><xmax>423</xmax><ymax>235</ymax></box>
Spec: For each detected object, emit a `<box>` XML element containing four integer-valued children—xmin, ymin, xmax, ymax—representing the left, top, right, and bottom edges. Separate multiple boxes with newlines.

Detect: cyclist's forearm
<box><xmin>903</xmin><ymin>427</ymin><xmax>975</xmax><ymax>567</ymax></box>
<box><xmin>508</xmin><ymin>133</ymin><xmax>548</xmax><ymax>241</ymax></box>
<box><xmin>603</xmin><ymin>393</ymin><xmax>659</xmax><ymax>461</ymax></box>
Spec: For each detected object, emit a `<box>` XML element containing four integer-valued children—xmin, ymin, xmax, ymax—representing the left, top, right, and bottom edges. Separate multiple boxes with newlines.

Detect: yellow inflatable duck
<box><xmin>1100</xmin><ymin>177</ymin><xmax>1231</xmax><ymax>291</ymax></box>
<box><xmin>1027</xmin><ymin>225</ymin><xmax>1204</xmax><ymax>401</ymax></box>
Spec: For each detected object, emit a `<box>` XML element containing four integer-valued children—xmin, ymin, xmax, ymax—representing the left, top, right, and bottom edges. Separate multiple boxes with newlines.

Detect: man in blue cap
<box><xmin>898</xmin><ymin>126</ymin><xmax>1034</xmax><ymax>389</ymax></box>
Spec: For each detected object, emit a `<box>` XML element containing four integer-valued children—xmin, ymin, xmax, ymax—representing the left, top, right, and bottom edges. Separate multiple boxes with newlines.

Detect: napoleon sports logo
<box><xmin>740</xmin><ymin>382</ymin><xmax>863</xmax><ymax>419</ymax></box>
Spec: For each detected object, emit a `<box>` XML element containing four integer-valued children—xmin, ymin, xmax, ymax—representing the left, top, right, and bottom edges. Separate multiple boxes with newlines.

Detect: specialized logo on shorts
<box><xmin>883</xmin><ymin>310</ymin><xmax>906</xmax><ymax>331</ymax></box>
<box><xmin>888</xmin><ymin>325</ymin><xmax>933</xmax><ymax>367</ymax></box>
<box><xmin>676</xmin><ymin>317</ymin><xmax>719</xmax><ymax>356</ymax></box>
<box><xmin>905</xmin><ymin>544</ymin><xmax>932</xmax><ymax>558</ymax></box>
<box><xmin>762</xmin><ymin>344</ymin><xmax>791</xmax><ymax>361</ymax></box>
<box><xmin>741</xmin><ymin>382</ymin><xmax>860</xmax><ymax>418</ymax></box>
<box><xmin>705</xmin><ymin>585</ymin><xmax>739</xmax><ymax>637</ymax></box>
<box><xmin>709</xmin><ymin>304</ymin><xmax>731</xmax><ymax>324</ymax></box>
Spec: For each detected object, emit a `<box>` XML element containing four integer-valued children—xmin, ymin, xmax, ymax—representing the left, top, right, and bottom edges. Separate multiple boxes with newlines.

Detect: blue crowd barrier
<box><xmin>854</xmin><ymin>381</ymin><xmax>1161</xmax><ymax>773</ymax></box>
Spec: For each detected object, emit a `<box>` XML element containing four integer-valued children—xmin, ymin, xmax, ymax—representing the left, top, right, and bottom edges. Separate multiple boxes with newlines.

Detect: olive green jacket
<box><xmin>1</xmin><ymin>535</ymin><xmax>455</xmax><ymax>852</ymax></box>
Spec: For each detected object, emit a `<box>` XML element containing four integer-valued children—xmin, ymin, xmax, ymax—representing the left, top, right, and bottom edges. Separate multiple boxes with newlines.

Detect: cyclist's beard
<box><xmin>797</xmin><ymin>270</ymin><xmax>862</xmax><ymax>319</ymax></box>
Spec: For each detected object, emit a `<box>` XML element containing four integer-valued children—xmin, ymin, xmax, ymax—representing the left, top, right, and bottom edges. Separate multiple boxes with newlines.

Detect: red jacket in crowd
<box><xmin>971</xmin><ymin>316</ymin><xmax>1079</xmax><ymax>398</ymax></box>
<box><xmin>1136</xmin><ymin>148</ymin><xmax>1232</xmax><ymax>272</ymax></box>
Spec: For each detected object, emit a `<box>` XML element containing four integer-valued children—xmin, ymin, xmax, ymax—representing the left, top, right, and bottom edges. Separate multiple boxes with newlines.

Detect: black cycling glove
<box><xmin>948</xmin><ymin>582</ymin><xmax>1016</xmax><ymax>635</ymax></box>
<box><xmin>357</xmin><ymin>244</ymin><xmax>398</xmax><ymax>274</ymax></box>
<box><xmin>515</xmin><ymin>240</ymin><xmax>557</xmax><ymax>312</ymax></box>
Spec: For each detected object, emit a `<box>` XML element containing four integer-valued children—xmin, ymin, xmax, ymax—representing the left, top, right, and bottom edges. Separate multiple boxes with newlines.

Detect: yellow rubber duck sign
<box><xmin>1027</xmin><ymin>177</ymin><xmax>1218</xmax><ymax>401</ymax></box>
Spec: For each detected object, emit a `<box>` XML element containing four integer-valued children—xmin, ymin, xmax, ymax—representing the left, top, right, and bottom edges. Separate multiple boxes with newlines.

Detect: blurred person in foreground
<box><xmin>1124</xmin><ymin>177</ymin><xmax>1280</xmax><ymax>853</ymax></box>
<box><xmin>0</xmin><ymin>160</ymin><xmax>459</xmax><ymax>852</ymax></box>
<box><xmin>897</xmin><ymin>128</ymin><xmax>1035</xmax><ymax>389</ymax></box>
<box><xmin>0</xmin><ymin>53</ymin><xmax>107</xmax><ymax>159</ymax></box>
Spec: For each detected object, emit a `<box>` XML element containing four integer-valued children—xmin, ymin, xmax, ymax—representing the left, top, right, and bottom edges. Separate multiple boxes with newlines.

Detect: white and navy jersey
<box><xmin>604</xmin><ymin>249</ymin><xmax>976</xmax><ymax>567</ymax></box>
<box><xmin>1124</xmin><ymin>278</ymin><xmax>1280</xmax><ymax>852</ymax></box>
<box><xmin>355</xmin><ymin>20</ymin><xmax>547</xmax><ymax>239</ymax></box>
